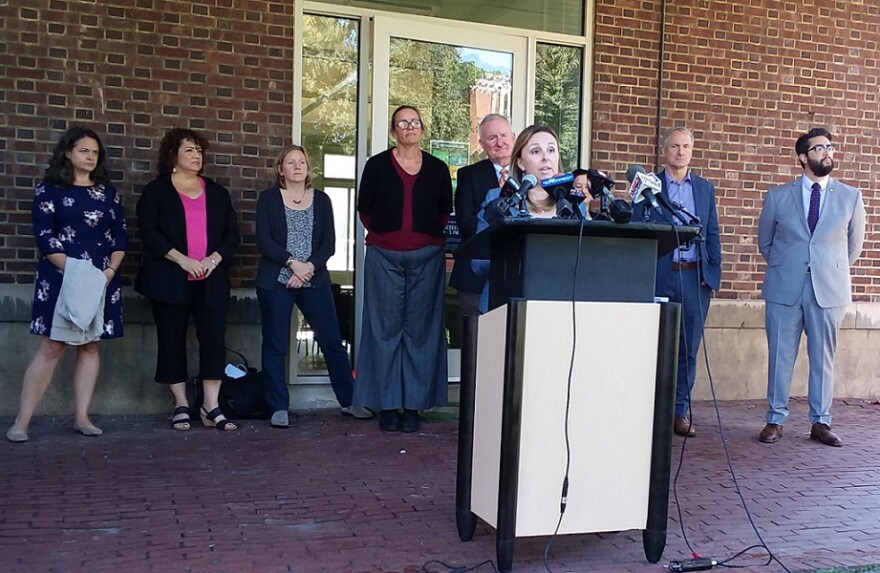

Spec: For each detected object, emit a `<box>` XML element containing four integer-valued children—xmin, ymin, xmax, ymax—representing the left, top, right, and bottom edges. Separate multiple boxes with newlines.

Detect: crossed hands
<box><xmin>286</xmin><ymin>259</ymin><xmax>314</xmax><ymax>289</ymax></box>
<box><xmin>178</xmin><ymin>256</ymin><xmax>219</xmax><ymax>280</ymax></box>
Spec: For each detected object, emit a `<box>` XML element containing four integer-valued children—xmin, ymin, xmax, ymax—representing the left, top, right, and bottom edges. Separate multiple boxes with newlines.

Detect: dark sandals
<box><xmin>171</xmin><ymin>406</ymin><xmax>192</xmax><ymax>431</ymax></box>
<box><xmin>200</xmin><ymin>407</ymin><xmax>238</xmax><ymax>431</ymax></box>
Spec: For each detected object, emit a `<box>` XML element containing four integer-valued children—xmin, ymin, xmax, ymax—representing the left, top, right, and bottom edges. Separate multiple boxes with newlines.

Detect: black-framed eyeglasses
<box><xmin>394</xmin><ymin>119</ymin><xmax>423</xmax><ymax>130</ymax></box>
<box><xmin>809</xmin><ymin>144</ymin><xmax>836</xmax><ymax>153</ymax></box>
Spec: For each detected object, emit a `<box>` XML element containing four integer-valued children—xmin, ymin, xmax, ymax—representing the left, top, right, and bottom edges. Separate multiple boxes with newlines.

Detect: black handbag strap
<box><xmin>225</xmin><ymin>347</ymin><xmax>250</xmax><ymax>370</ymax></box>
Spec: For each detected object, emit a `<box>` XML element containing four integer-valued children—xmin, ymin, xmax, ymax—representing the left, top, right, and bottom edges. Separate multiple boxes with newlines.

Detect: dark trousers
<box><xmin>150</xmin><ymin>284</ymin><xmax>227</xmax><ymax>383</ymax></box>
<box><xmin>257</xmin><ymin>282</ymin><xmax>354</xmax><ymax>413</ymax></box>
<box><xmin>656</xmin><ymin>268</ymin><xmax>712</xmax><ymax>417</ymax></box>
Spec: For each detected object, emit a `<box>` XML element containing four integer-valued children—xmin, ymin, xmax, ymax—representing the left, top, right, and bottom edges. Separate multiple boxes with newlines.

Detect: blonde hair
<box><xmin>274</xmin><ymin>145</ymin><xmax>312</xmax><ymax>189</ymax></box>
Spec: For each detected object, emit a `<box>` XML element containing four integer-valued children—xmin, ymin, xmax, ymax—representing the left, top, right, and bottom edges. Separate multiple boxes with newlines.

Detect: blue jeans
<box><xmin>257</xmin><ymin>282</ymin><xmax>354</xmax><ymax>412</ymax></box>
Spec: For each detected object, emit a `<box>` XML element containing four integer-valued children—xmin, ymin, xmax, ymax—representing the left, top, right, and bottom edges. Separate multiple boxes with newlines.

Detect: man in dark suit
<box><xmin>633</xmin><ymin>127</ymin><xmax>722</xmax><ymax>437</ymax></box>
<box><xmin>757</xmin><ymin>127</ymin><xmax>866</xmax><ymax>447</ymax></box>
<box><xmin>449</xmin><ymin>114</ymin><xmax>515</xmax><ymax>320</ymax></box>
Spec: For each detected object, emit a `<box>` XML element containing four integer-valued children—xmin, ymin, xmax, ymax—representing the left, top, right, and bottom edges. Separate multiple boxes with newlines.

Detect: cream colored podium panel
<box><xmin>471</xmin><ymin>300</ymin><xmax>660</xmax><ymax>537</ymax></box>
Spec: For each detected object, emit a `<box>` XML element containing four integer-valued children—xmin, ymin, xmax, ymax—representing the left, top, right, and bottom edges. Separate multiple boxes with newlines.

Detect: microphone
<box><xmin>483</xmin><ymin>178</ymin><xmax>522</xmax><ymax>225</ymax></box>
<box><xmin>541</xmin><ymin>173</ymin><xmax>581</xmax><ymax>219</ymax></box>
<box><xmin>520</xmin><ymin>173</ymin><xmax>539</xmax><ymax>194</ymax></box>
<box><xmin>499</xmin><ymin>176</ymin><xmax>520</xmax><ymax>199</ymax></box>
<box><xmin>483</xmin><ymin>174</ymin><xmax>538</xmax><ymax>226</ymax></box>
<box><xmin>626</xmin><ymin>165</ymin><xmax>663</xmax><ymax>214</ymax></box>
<box><xmin>587</xmin><ymin>169</ymin><xmax>632</xmax><ymax>223</ymax></box>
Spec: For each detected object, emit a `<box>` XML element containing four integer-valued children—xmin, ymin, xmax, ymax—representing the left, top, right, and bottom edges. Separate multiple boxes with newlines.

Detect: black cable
<box><xmin>695</xmin><ymin>289</ymin><xmax>792</xmax><ymax>573</ymax></box>
<box><xmin>541</xmin><ymin>214</ymin><xmax>587</xmax><ymax>573</ymax></box>
<box><xmin>661</xmin><ymin>203</ymin><xmax>792</xmax><ymax>573</ymax></box>
<box><xmin>422</xmin><ymin>558</ymin><xmax>498</xmax><ymax>572</ymax></box>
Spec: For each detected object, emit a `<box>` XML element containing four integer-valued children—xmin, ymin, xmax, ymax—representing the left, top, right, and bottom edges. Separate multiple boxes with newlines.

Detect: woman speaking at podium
<box><xmin>471</xmin><ymin>125</ymin><xmax>585</xmax><ymax>312</ymax></box>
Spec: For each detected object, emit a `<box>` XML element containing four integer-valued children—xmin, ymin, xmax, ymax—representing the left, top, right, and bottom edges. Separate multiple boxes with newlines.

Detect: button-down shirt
<box><xmin>802</xmin><ymin>176</ymin><xmax>828</xmax><ymax>224</ymax></box>
<box><xmin>665</xmin><ymin>171</ymin><xmax>698</xmax><ymax>263</ymax></box>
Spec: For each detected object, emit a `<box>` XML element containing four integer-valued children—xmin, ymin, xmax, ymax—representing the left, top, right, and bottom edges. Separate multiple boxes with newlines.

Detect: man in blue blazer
<box><xmin>757</xmin><ymin>127</ymin><xmax>866</xmax><ymax>447</ymax></box>
<box><xmin>449</xmin><ymin>114</ymin><xmax>515</xmax><ymax>321</ymax></box>
<box><xmin>633</xmin><ymin>127</ymin><xmax>722</xmax><ymax>437</ymax></box>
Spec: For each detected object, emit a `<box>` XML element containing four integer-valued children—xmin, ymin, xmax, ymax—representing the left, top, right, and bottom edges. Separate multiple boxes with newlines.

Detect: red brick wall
<box><xmin>0</xmin><ymin>0</ymin><xmax>294</xmax><ymax>287</ymax></box>
<box><xmin>1</xmin><ymin>1</ymin><xmax>877</xmax><ymax>301</ymax></box>
<box><xmin>592</xmin><ymin>0</ymin><xmax>879</xmax><ymax>301</ymax></box>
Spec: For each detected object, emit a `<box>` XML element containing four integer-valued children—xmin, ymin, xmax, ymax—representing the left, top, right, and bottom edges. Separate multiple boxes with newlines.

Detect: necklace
<box><xmin>288</xmin><ymin>187</ymin><xmax>308</xmax><ymax>204</ymax></box>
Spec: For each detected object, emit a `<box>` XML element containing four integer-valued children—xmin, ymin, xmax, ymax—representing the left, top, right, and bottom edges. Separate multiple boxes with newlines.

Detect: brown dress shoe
<box><xmin>673</xmin><ymin>416</ymin><xmax>696</xmax><ymax>437</ymax></box>
<box><xmin>758</xmin><ymin>423</ymin><xmax>783</xmax><ymax>443</ymax></box>
<box><xmin>810</xmin><ymin>423</ymin><xmax>842</xmax><ymax>447</ymax></box>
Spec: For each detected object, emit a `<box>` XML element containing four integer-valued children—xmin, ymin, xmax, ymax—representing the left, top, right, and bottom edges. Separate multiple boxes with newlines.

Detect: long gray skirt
<box><xmin>353</xmin><ymin>244</ymin><xmax>448</xmax><ymax>410</ymax></box>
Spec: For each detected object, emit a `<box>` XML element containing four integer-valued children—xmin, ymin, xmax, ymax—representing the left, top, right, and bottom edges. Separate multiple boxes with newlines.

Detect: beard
<box><xmin>809</xmin><ymin>156</ymin><xmax>835</xmax><ymax>177</ymax></box>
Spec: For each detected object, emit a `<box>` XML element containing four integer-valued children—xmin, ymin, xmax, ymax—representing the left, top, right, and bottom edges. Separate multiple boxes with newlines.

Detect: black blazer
<box><xmin>134</xmin><ymin>174</ymin><xmax>240</xmax><ymax>306</ymax></box>
<box><xmin>255</xmin><ymin>187</ymin><xmax>335</xmax><ymax>290</ymax></box>
<box><xmin>449</xmin><ymin>159</ymin><xmax>499</xmax><ymax>292</ymax></box>
<box><xmin>356</xmin><ymin>148</ymin><xmax>453</xmax><ymax>237</ymax></box>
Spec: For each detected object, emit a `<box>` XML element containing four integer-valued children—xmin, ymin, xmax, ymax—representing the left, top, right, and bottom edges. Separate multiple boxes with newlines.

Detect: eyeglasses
<box><xmin>809</xmin><ymin>144</ymin><xmax>836</xmax><ymax>153</ymax></box>
<box><xmin>394</xmin><ymin>119</ymin><xmax>423</xmax><ymax>130</ymax></box>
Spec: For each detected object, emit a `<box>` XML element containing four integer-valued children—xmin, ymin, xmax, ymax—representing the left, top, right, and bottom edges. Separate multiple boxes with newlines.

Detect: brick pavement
<box><xmin>2</xmin><ymin>398</ymin><xmax>880</xmax><ymax>573</ymax></box>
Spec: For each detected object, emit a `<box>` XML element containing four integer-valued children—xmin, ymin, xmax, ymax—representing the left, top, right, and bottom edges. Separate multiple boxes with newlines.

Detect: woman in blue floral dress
<box><xmin>6</xmin><ymin>127</ymin><xmax>128</xmax><ymax>443</ymax></box>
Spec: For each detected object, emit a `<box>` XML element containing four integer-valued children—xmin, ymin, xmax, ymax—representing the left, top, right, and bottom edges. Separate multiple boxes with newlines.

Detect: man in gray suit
<box><xmin>757</xmin><ymin>127</ymin><xmax>866</xmax><ymax>447</ymax></box>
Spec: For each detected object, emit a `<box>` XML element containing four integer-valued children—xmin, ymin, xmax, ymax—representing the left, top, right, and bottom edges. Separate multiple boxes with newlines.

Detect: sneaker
<box><xmin>270</xmin><ymin>410</ymin><xmax>290</xmax><ymax>428</ymax></box>
<box><xmin>341</xmin><ymin>405</ymin><xmax>374</xmax><ymax>420</ymax></box>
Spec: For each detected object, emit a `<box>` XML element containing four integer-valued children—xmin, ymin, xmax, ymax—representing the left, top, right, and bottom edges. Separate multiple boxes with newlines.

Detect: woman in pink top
<box><xmin>135</xmin><ymin>128</ymin><xmax>240</xmax><ymax>432</ymax></box>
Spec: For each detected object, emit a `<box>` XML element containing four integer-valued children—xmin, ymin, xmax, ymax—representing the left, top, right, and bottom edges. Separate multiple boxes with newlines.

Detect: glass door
<box><xmin>292</xmin><ymin>12</ymin><xmax>364</xmax><ymax>379</ymax></box>
<box><xmin>366</xmin><ymin>16</ymin><xmax>529</xmax><ymax>379</ymax></box>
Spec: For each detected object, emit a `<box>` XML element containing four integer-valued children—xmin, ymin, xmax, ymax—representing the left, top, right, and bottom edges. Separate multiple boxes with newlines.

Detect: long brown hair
<box><xmin>509</xmin><ymin>124</ymin><xmax>560</xmax><ymax>184</ymax></box>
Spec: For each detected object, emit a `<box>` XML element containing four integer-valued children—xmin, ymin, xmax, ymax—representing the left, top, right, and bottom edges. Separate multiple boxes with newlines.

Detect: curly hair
<box><xmin>43</xmin><ymin>126</ymin><xmax>110</xmax><ymax>186</ymax></box>
<box><xmin>273</xmin><ymin>145</ymin><xmax>313</xmax><ymax>189</ymax></box>
<box><xmin>157</xmin><ymin>128</ymin><xmax>209</xmax><ymax>175</ymax></box>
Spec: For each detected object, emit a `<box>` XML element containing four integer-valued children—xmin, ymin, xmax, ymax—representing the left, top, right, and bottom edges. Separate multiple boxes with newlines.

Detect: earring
<box><xmin>172</xmin><ymin>167</ymin><xmax>177</xmax><ymax>173</ymax></box>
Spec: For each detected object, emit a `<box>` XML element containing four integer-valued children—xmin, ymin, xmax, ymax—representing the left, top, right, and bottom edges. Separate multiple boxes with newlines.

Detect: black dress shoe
<box><xmin>379</xmin><ymin>409</ymin><xmax>400</xmax><ymax>432</ymax></box>
<box><xmin>673</xmin><ymin>415</ymin><xmax>696</xmax><ymax>437</ymax></box>
<box><xmin>758</xmin><ymin>423</ymin><xmax>783</xmax><ymax>443</ymax></box>
<box><xmin>401</xmin><ymin>409</ymin><xmax>421</xmax><ymax>433</ymax></box>
<box><xmin>810</xmin><ymin>423</ymin><xmax>842</xmax><ymax>447</ymax></box>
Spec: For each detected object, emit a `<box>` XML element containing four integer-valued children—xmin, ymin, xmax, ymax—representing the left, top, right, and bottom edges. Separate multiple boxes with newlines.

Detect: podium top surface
<box><xmin>454</xmin><ymin>217</ymin><xmax>701</xmax><ymax>260</ymax></box>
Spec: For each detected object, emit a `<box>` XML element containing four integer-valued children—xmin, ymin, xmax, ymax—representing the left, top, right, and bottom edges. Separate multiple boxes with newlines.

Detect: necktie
<box><xmin>499</xmin><ymin>168</ymin><xmax>508</xmax><ymax>188</ymax></box>
<box><xmin>807</xmin><ymin>182</ymin><xmax>821</xmax><ymax>235</ymax></box>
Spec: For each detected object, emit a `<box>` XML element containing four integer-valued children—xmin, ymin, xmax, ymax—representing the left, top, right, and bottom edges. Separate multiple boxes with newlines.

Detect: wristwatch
<box><xmin>286</xmin><ymin>256</ymin><xmax>295</xmax><ymax>268</ymax></box>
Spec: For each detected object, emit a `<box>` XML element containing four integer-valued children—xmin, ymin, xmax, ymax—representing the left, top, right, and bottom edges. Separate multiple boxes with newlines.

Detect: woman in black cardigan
<box><xmin>255</xmin><ymin>145</ymin><xmax>372</xmax><ymax>427</ymax></box>
<box><xmin>354</xmin><ymin>105</ymin><xmax>453</xmax><ymax>433</ymax></box>
<box><xmin>135</xmin><ymin>128</ymin><xmax>240</xmax><ymax>431</ymax></box>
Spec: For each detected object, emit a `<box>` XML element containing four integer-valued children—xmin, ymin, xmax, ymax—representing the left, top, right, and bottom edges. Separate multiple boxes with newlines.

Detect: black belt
<box><xmin>671</xmin><ymin>262</ymin><xmax>698</xmax><ymax>271</ymax></box>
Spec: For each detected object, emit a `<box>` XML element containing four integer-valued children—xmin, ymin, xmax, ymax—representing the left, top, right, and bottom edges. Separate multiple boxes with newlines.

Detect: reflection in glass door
<box><xmin>296</xmin><ymin>13</ymin><xmax>360</xmax><ymax>377</ymax></box>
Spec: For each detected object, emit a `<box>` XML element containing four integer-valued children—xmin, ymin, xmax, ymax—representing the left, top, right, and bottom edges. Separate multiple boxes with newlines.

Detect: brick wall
<box><xmin>1</xmin><ymin>0</ymin><xmax>877</xmax><ymax>301</ymax></box>
<box><xmin>592</xmin><ymin>0</ymin><xmax>879</xmax><ymax>301</ymax></box>
<box><xmin>0</xmin><ymin>0</ymin><xmax>294</xmax><ymax>287</ymax></box>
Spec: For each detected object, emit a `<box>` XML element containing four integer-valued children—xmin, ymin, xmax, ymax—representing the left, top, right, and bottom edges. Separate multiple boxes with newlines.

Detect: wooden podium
<box><xmin>454</xmin><ymin>218</ymin><xmax>696</xmax><ymax>572</ymax></box>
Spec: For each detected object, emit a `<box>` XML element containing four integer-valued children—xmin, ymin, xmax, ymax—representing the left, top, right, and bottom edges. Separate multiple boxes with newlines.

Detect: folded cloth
<box><xmin>50</xmin><ymin>258</ymin><xmax>107</xmax><ymax>345</ymax></box>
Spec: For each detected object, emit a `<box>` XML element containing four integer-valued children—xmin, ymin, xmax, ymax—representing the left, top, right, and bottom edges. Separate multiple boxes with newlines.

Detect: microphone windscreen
<box><xmin>626</xmin><ymin>165</ymin><xmax>647</xmax><ymax>183</ymax></box>
<box><xmin>520</xmin><ymin>173</ymin><xmax>538</xmax><ymax>191</ymax></box>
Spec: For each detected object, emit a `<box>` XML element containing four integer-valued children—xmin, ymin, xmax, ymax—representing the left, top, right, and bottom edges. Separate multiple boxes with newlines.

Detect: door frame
<box><xmin>293</xmin><ymin>3</ymin><xmax>594</xmax><ymax>381</ymax></box>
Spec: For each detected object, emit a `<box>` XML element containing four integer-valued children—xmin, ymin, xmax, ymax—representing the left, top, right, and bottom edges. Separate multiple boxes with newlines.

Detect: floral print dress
<box><xmin>30</xmin><ymin>180</ymin><xmax>129</xmax><ymax>339</ymax></box>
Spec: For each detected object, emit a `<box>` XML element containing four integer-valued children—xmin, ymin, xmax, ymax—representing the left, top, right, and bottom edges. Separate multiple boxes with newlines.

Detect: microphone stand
<box><xmin>653</xmin><ymin>193</ymin><xmax>695</xmax><ymax>226</ymax></box>
<box><xmin>669</xmin><ymin>200</ymin><xmax>701</xmax><ymax>226</ymax></box>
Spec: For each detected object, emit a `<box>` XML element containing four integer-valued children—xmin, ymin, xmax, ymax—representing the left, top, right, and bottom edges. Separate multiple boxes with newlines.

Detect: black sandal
<box><xmin>200</xmin><ymin>407</ymin><xmax>238</xmax><ymax>431</ymax></box>
<box><xmin>171</xmin><ymin>406</ymin><xmax>192</xmax><ymax>431</ymax></box>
